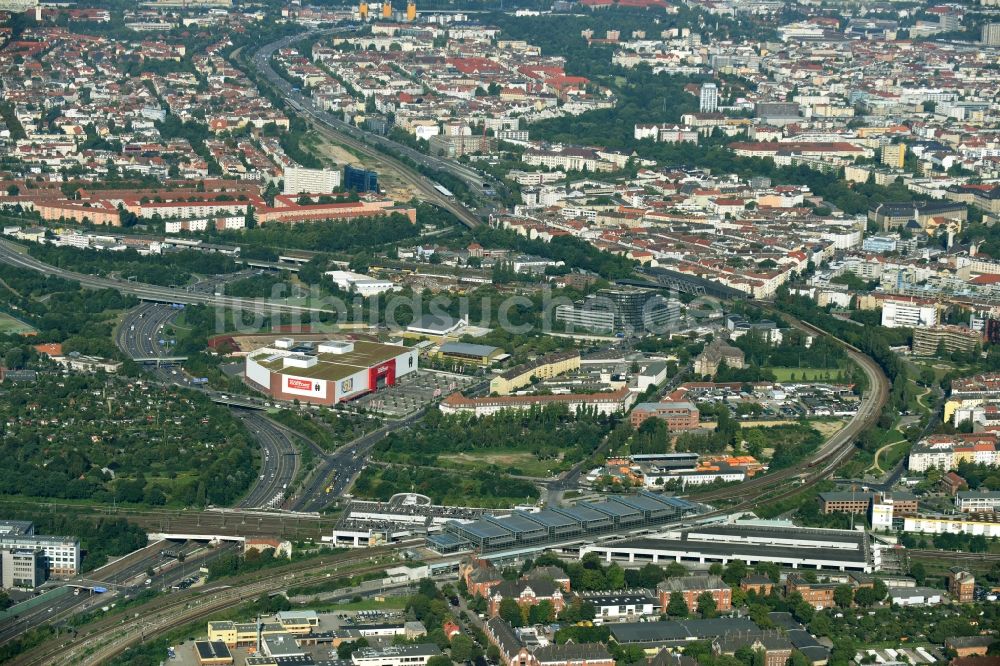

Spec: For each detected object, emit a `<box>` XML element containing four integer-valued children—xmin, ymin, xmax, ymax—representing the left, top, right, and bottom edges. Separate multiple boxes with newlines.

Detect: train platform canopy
<box><xmin>581</xmin><ymin>521</ymin><xmax>874</xmax><ymax>573</ymax></box>
<box><xmin>433</xmin><ymin>491</ymin><xmax>702</xmax><ymax>555</ymax></box>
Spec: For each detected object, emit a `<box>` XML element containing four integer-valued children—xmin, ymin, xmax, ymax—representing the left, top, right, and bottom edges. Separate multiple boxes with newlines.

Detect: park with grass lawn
<box><xmin>0</xmin><ymin>312</ymin><xmax>35</xmax><ymax>335</ymax></box>
<box><xmin>369</xmin><ymin>404</ymin><xmax>617</xmax><ymax>476</ymax></box>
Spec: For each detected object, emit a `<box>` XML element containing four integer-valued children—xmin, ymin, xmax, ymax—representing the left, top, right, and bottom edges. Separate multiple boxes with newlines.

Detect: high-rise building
<box><xmin>881</xmin><ymin>143</ymin><xmax>906</xmax><ymax>169</ymax></box>
<box><xmin>983</xmin><ymin>22</ymin><xmax>1000</xmax><ymax>46</ymax></box>
<box><xmin>699</xmin><ymin>83</ymin><xmax>718</xmax><ymax>113</ymax></box>
<box><xmin>344</xmin><ymin>165</ymin><xmax>379</xmax><ymax>193</ymax></box>
<box><xmin>406</xmin><ymin>0</ymin><xmax>416</xmax><ymax>21</ymax></box>
<box><xmin>283</xmin><ymin>166</ymin><xmax>342</xmax><ymax>195</ymax></box>
<box><xmin>382</xmin><ymin>1</ymin><xmax>392</xmax><ymax>18</ymax></box>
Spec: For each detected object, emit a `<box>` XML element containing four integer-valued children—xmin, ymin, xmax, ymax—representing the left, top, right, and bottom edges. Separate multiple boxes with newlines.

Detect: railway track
<box><xmin>245</xmin><ymin>34</ymin><xmax>484</xmax><ymax>230</ymax></box>
<box><xmin>11</xmin><ymin>545</ymin><xmax>416</xmax><ymax>666</ymax></box>
<box><xmin>909</xmin><ymin>549</ymin><xmax>1000</xmax><ymax>563</ymax></box>
<box><xmin>686</xmin><ymin>311</ymin><xmax>890</xmax><ymax>505</ymax></box>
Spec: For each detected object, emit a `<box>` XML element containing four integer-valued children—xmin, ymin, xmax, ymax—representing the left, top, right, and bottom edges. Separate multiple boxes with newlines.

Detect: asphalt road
<box><xmin>0</xmin><ymin>539</ymin><xmax>230</xmax><ymax>647</ymax></box>
<box><xmin>290</xmin><ymin>407</ymin><xmax>426</xmax><ymax>513</ymax></box>
<box><xmin>115</xmin><ymin>302</ymin><xmax>182</xmax><ymax>360</ymax></box>
<box><xmin>249</xmin><ymin>30</ymin><xmax>488</xmax><ymax>229</ymax></box>
<box><xmin>113</xmin><ymin>303</ymin><xmax>299</xmax><ymax>510</ymax></box>
<box><xmin>0</xmin><ymin>240</ymin><xmax>328</xmax><ymax>316</ymax></box>
<box><xmin>235</xmin><ymin>411</ymin><xmax>299</xmax><ymax>510</ymax></box>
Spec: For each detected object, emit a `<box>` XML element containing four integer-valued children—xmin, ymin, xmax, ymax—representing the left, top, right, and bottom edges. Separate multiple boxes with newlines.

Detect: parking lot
<box><xmin>353</xmin><ymin>370</ymin><xmax>480</xmax><ymax>417</ymax></box>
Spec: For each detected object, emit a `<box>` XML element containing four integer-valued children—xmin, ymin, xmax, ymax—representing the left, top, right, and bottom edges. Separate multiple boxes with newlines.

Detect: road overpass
<box><xmin>0</xmin><ymin>240</ymin><xmax>336</xmax><ymax>316</ymax></box>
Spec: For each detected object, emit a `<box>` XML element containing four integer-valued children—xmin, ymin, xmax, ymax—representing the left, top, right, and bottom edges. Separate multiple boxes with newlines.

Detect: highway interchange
<box><xmin>114</xmin><ymin>302</ymin><xmax>301</xmax><ymax>510</ymax></box>
<box><xmin>0</xmin><ymin>24</ymin><xmax>930</xmax><ymax>665</ymax></box>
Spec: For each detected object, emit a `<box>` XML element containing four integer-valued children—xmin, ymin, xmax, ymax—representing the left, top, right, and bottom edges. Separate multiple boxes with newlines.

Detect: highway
<box><xmin>235</xmin><ymin>411</ymin><xmax>299</xmax><ymax>510</ymax></box>
<box><xmin>114</xmin><ymin>303</ymin><xmax>300</xmax><ymax>509</ymax></box>
<box><xmin>115</xmin><ymin>302</ymin><xmax>182</xmax><ymax>359</ymax></box>
<box><xmin>290</xmin><ymin>407</ymin><xmax>426</xmax><ymax>513</ymax></box>
<box><xmin>0</xmin><ymin>240</ymin><xmax>331</xmax><ymax>316</ymax></box>
<box><xmin>0</xmin><ymin>540</ymin><xmax>234</xmax><ymax>648</ymax></box>
<box><xmin>249</xmin><ymin>30</ymin><xmax>487</xmax><ymax>229</ymax></box>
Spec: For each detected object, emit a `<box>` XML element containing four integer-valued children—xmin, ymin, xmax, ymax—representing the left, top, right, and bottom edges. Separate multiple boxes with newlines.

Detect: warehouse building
<box><xmin>904</xmin><ymin>512</ymin><xmax>1000</xmax><ymax>537</ymax></box>
<box><xmin>430</xmin><ymin>492</ymin><xmax>699</xmax><ymax>555</ymax></box>
<box><xmin>580</xmin><ymin>522</ymin><xmax>876</xmax><ymax>573</ymax></box>
<box><xmin>245</xmin><ymin>338</ymin><xmax>417</xmax><ymax>406</ymax></box>
<box><xmin>437</xmin><ymin>342</ymin><xmax>505</xmax><ymax>366</ymax></box>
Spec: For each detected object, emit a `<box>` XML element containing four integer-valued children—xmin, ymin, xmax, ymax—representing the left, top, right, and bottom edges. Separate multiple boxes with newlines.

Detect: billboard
<box><xmin>368</xmin><ymin>359</ymin><xmax>396</xmax><ymax>390</ymax></box>
<box><xmin>283</xmin><ymin>375</ymin><xmax>327</xmax><ymax>399</ymax></box>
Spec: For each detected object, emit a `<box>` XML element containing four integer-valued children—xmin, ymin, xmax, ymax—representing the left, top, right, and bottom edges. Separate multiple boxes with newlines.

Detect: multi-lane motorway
<box><xmin>235</xmin><ymin>411</ymin><xmax>299</xmax><ymax>509</ymax></box>
<box><xmin>0</xmin><ymin>539</ymin><xmax>237</xmax><ymax>649</ymax></box>
<box><xmin>249</xmin><ymin>31</ymin><xmax>487</xmax><ymax>229</ymax></box>
<box><xmin>114</xmin><ymin>303</ymin><xmax>300</xmax><ymax>509</ymax></box>
<box><xmin>0</xmin><ymin>240</ymin><xmax>326</xmax><ymax>316</ymax></box>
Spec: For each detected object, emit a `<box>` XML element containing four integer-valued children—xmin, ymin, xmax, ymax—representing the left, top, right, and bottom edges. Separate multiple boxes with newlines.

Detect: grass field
<box><xmin>768</xmin><ymin>366</ymin><xmax>843</xmax><ymax>382</ymax></box>
<box><xmin>0</xmin><ymin>312</ymin><xmax>36</xmax><ymax>335</ymax></box>
<box><xmin>437</xmin><ymin>450</ymin><xmax>562</xmax><ymax>478</ymax></box>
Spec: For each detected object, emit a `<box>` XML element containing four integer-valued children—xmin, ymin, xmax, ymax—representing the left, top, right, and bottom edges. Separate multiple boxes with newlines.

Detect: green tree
<box><xmin>667</xmin><ymin>591</ymin><xmax>689</xmax><ymax>618</ymax></box>
<box><xmin>499</xmin><ymin>598</ymin><xmax>524</xmax><ymax>627</ymax></box>
<box><xmin>696</xmin><ymin>591</ymin><xmax>717</xmax><ymax>618</ymax></box>
<box><xmin>528</xmin><ymin>600</ymin><xmax>555</xmax><ymax>624</ymax></box>
<box><xmin>833</xmin><ymin>584</ymin><xmax>854</xmax><ymax>608</ymax></box>
<box><xmin>450</xmin><ymin>634</ymin><xmax>475</xmax><ymax>662</ymax></box>
<box><xmin>426</xmin><ymin>656</ymin><xmax>453</xmax><ymax>666</ymax></box>
<box><xmin>910</xmin><ymin>562</ymin><xmax>927</xmax><ymax>585</ymax></box>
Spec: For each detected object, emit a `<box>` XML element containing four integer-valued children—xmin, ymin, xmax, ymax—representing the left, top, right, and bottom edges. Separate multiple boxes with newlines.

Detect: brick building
<box><xmin>948</xmin><ymin>567</ymin><xmax>976</xmax><ymax>603</ymax></box>
<box><xmin>488</xmin><ymin>578</ymin><xmax>567</xmax><ymax>616</ymax></box>
<box><xmin>656</xmin><ymin>575</ymin><xmax>732</xmax><ymax>613</ymax></box>
<box><xmin>629</xmin><ymin>401</ymin><xmax>701</xmax><ymax>431</ymax></box>
<box><xmin>785</xmin><ymin>575</ymin><xmax>837</xmax><ymax>609</ymax></box>
<box><xmin>713</xmin><ymin>633</ymin><xmax>793</xmax><ymax>666</ymax></box>
<box><xmin>740</xmin><ymin>575</ymin><xmax>774</xmax><ymax>596</ymax></box>
<box><xmin>460</xmin><ymin>558</ymin><xmax>502</xmax><ymax>597</ymax></box>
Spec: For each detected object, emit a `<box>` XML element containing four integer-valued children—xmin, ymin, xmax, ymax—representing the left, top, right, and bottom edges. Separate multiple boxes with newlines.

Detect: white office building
<box><xmin>956</xmin><ymin>490</ymin><xmax>1000</xmax><ymax>512</ymax></box>
<box><xmin>351</xmin><ymin>644</ymin><xmax>442</xmax><ymax>666</ymax></box>
<box><xmin>1</xmin><ymin>548</ymin><xmax>46</xmax><ymax>589</ymax></box>
<box><xmin>0</xmin><ymin>524</ymin><xmax>80</xmax><ymax>577</ymax></box>
<box><xmin>700</xmin><ymin>83</ymin><xmax>719</xmax><ymax>113</ymax></box>
<box><xmin>881</xmin><ymin>300</ymin><xmax>938</xmax><ymax>328</ymax></box>
<box><xmin>282</xmin><ymin>166</ymin><xmax>342</xmax><ymax>195</ymax></box>
<box><xmin>325</xmin><ymin>270</ymin><xmax>398</xmax><ymax>297</ymax></box>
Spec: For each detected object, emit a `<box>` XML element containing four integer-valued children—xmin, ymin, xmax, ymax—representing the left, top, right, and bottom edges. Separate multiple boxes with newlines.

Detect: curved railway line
<box><xmin>685</xmin><ymin>313</ymin><xmax>890</xmax><ymax>507</ymax></box>
<box><xmin>247</xmin><ymin>32</ymin><xmax>484</xmax><ymax>230</ymax></box>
